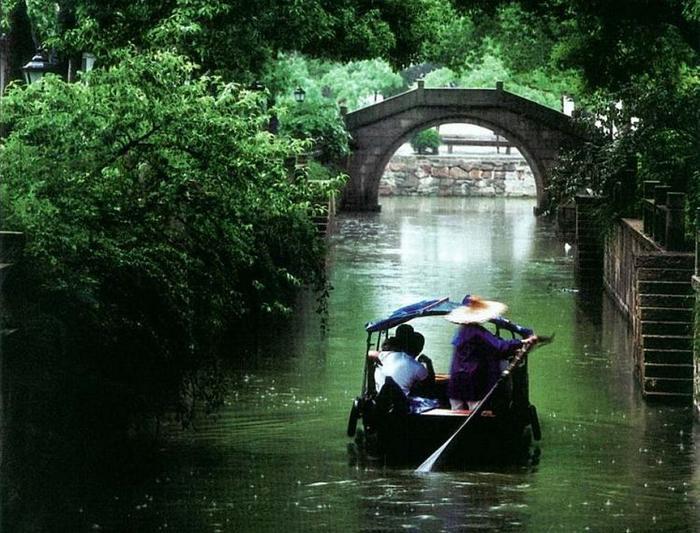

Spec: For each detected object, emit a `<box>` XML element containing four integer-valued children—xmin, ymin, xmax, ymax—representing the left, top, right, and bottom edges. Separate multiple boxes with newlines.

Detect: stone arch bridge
<box><xmin>341</xmin><ymin>82</ymin><xmax>584</xmax><ymax>213</ymax></box>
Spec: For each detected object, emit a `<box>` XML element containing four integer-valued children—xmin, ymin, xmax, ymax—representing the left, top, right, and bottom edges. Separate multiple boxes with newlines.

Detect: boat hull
<box><xmin>357</xmin><ymin>408</ymin><xmax>533</xmax><ymax>467</ymax></box>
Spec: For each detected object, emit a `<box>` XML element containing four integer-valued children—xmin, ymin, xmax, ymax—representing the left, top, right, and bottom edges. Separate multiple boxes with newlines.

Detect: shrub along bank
<box><xmin>0</xmin><ymin>51</ymin><xmax>344</xmax><ymax>427</ymax></box>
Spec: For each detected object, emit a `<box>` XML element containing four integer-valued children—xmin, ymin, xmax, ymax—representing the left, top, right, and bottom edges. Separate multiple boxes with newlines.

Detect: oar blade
<box><xmin>416</xmin><ymin>441</ymin><xmax>449</xmax><ymax>473</ymax></box>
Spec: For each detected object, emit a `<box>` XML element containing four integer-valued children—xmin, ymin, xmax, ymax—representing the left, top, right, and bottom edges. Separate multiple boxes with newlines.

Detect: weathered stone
<box><xmin>450</xmin><ymin>166</ymin><xmax>470</xmax><ymax>179</ymax></box>
<box><xmin>417</xmin><ymin>176</ymin><xmax>439</xmax><ymax>194</ymax></box>
<box><xmin>432</xmin><ymin>165</ymin><xmax>450</xmax><ymax>178</ymax></box>
<box><xmin>378</xmin><ymin>154</ymin><xmax>537</xmax><ymax>198</ymax></box>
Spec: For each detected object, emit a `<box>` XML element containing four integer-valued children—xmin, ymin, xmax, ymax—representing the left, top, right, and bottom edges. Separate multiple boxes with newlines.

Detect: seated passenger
<box><xmin>445</xmin><ymin>296</ymin><xmax>537</xmax><ymax>410</ymax></box>
<box><xmin>396</xmin><ymin>324</ymin><xmax>434</xmax><ymax>380</ymax></box>
<box><xmin>372</xmin><ymin>336</ymin><xmax>429</xmax><ymax>396</ymax></box>
<box><xmin>405</xmin><ymin>331</ymin><xmax>436</xmax><ymax>396</ymax></box>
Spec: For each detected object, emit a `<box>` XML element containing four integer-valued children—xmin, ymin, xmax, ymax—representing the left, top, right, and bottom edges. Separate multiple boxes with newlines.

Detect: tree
<box><xmin>0</xmin><ymin>51</ymin><xmax>339</xmax><ymax>422</ymax></box>
<box><xmin>15</xmin><ymin>0</ymin><xmax>444</xmax><ymax>82</ymax></box>
<box><xmin>410</xmin><ymin>128</ymin><xmax>441</xmax><ymax>155</ymax></box>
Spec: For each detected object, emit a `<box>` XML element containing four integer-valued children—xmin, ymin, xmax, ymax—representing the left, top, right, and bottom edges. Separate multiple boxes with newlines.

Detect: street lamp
<box><xmin>249</xmin><ymin>80</ymin><xmax>265</xmax><ymax>92</ymax></box>
<box><xmin>293</xmin><ymin>86</ymin><xmax>306</xmax><ymax>103</ymax></box>
<box><xmin>22</xmin><ymin>50</ymin><xmax>50</xmax><ymax>84</ymax></box>
<box><xmin>81</xmin><ymin>52</ymin><xmax>96</xmax><ymax>73</ymax></box>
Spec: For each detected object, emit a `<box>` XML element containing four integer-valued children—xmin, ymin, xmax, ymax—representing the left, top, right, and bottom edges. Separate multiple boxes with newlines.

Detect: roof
<box><xmin>365</xmin><ymin>297</ymin><xmax>457</xmax><ymax>332</ymax></box>
<box><xmin>364</xmin><ymin>296</ymin><xmax>533</xmax><ymax>337</ymax></box>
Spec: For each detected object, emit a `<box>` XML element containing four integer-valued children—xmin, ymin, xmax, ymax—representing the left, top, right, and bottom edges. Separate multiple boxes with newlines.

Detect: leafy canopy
<box><xmin>0</xmin><ymin>50</ymin><xmax>338</xmax><ymax>418</ymax></box>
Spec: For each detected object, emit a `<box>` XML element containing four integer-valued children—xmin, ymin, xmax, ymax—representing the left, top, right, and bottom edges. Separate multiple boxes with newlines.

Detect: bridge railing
<box><xmin>439</xmin><ymin>135</ymin><xmax>513</xmax><ymax>154</ymax></box>
<box><xmin>640</xmin><ymin>180</ymin><xmax>688</xmax><ymax>251</ymax></box>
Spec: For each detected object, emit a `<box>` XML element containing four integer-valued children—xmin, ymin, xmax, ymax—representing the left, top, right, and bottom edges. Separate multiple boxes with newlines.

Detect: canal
<box><xmin>6</xmin><ymin>197</ymin><xmax>700</xmax><ymax>531</ymax></box>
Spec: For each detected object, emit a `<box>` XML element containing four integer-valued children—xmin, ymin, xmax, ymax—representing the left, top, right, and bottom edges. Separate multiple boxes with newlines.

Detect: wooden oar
<box><xmin>415</xmin><ymin>334</ymin><xmax>553</xmax><ymax>473</ymax></box>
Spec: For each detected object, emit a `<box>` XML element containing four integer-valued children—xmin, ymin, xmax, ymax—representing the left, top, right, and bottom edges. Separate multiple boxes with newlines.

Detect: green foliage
<box><xmin>263</xmin><ymin>53</ymin><xmax>404</xmax><ymax>112</ymax></box>
<box><xmin>25</xmin><ymin>0</ymin><xmax>441</xmax><ymax>80</ymax></box>
<box><xmin>547</xmin><ymin>70</ymin><xmax>700</xmax><ymax>232</ymax></box>
<box><xmin>424</xmin><ymin>48</ymin><xmax>581</xmax><ymax>110</ymax></box>
<box><xmin>424</xmin><ymin>67</ymin><xmax>458</xmax><ymax>88</ymax></box>
<box><xmin>0</xmin><ymin>50</ymin><xmax>342</xmax><ymax>421</ymax></box>
<box><xmin>410</xmin><ymin>128</ymin><xmax>441</xmax><ymax>155</ymax></box>
<box><xmin>277</xmin><ymin>98</ymin><xmax>350</xmax><ymax>163</ymax></box>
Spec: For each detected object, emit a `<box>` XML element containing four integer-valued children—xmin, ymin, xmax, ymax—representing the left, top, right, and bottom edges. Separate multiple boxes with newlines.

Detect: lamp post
<box><xmin>81</xmin><ymin>52</ymin><xmax>96</xmax><ymax>73</ymax></box>
<box><xmin>249</xmin><ymin>80</ymin><xmax>265</xmax><ymax>92</ymax></box>
<box><xmin>293</xmin><ymin>86</ymin><xmax>306</xmax><ymax>103</ymax></box>
<box><xmin>22</xmin><ymin>50</ymin><xmax>50</xmax><ymax>84</ymax></box>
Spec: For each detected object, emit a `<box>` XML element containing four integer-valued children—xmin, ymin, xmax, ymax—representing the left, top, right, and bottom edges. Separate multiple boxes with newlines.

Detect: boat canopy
<box><xmin>365</xmin><ymin>297</ymin><xmax>457</xmax><ymax>332</ymax></box>
<box><xmin>364</xmin><ymin>295</ymin><xmax>533</xmax><ymax>337</ymax></box>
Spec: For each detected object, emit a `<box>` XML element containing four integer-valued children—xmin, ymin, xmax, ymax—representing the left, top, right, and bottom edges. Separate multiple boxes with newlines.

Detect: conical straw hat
<box><xmin>445</xmin><ymin>296</ymin><xmax>507</xmax><ymax>324</ymax></box>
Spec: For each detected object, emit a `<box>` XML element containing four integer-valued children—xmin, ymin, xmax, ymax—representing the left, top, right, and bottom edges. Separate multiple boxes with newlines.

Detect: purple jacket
<box><xmin>447</xmin><ymin>324</ymin><xmax>523</xmax><ymax>402</ymax></box>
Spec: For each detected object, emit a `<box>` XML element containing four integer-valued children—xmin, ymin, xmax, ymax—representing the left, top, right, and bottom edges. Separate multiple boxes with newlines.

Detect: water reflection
<box><xmin>2</xmin><ymin>197</ymin><xmax>699</xmax><ymax>532</ymax></box>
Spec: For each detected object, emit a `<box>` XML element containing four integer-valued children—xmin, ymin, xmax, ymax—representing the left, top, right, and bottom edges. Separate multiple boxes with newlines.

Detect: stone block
<box><xmin>450</xmin><ymin>166</ymin><xmax>470</xmax><ymax>179</ymax></box>
<box><xmin>480</xmin><ymin>170</ymin><xmax>493</xmax><ymax>179</ymax></box>
<box><xmin>643</xmin><ymin>348</ymin><xmax>693</xmax><ymax>364</ymax></box>
<box><xmin>639</xmin><ymin>294</ymin><xmax>695</xmax><ymax>309</ymax></box>
<box><xmin>417</xmin><ymin>176</ymin><xmax>439</xmax><ymax>194</ymax></box>
<box><xmin>643</xmin><ymin>377</ymin><xmax>692</xmax><ymax>396</ymax></box>
<box><xmin>432</xmin><ymin>165</ymin><xmax>450</xmax><ymax>178</ymax></box>
<box><xmin>643</xmin><ymin>363</ymin><xmax>693</xmax><ymax>379</ymax></box>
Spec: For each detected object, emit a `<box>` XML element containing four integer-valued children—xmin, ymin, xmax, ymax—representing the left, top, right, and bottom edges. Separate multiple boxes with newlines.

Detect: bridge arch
<box><xmin>341</xmin><ymin>84</ymin><xmax>584</xmax><ymax>212</ymax></box>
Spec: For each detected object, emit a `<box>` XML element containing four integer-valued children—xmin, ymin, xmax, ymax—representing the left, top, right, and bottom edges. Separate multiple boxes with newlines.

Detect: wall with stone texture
<box><xmin>379</xmin><ymin>155</ymin><xmax>536</xmax><ymax>197</ymax></box>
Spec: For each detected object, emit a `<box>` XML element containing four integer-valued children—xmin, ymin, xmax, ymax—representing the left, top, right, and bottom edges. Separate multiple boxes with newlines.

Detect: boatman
<box><xmin>446</xmin><ymin>296</ymin><xmax>538</xmax><ymax>410</ymax></box>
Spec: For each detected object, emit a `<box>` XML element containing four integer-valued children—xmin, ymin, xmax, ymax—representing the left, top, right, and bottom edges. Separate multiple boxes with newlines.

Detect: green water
<box><xmin>6</xmin><ymin>197</ymin><xmax>700</xmax><ymax>532</ymax></box>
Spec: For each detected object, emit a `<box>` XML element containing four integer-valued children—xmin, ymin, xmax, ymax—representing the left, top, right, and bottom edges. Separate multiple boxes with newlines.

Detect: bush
<box><xmin>278</xmin><ymin>99</ymin><xmax>350</xmax><ymax>164</ymax></box>
<box><xmin>0</xmin><ymin>50</ymin><xmax>342</xmax><ymax>424</ymax></box>
<box><xmin>410</xmin><ymin>128</ymin><xmax>441</xmax><ymax>155</ymax></box>
<box><xmin>547</xmin><ymin>75</ymin><xmax>700</xmax><ymax>238</ymax></box>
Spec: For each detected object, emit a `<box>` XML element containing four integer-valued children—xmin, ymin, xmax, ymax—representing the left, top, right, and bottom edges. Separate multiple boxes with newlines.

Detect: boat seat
<box><xmin>420</xmin><ymin>408</ymin><xmax>495</xmax><ymax>417</ymax></box>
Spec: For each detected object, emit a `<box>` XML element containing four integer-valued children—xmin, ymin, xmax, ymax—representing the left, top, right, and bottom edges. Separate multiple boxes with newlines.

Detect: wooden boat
<box><xmin>346</xmin><ymin>296</ymin><xmax>541</xmax><ymax>468</ymax></box>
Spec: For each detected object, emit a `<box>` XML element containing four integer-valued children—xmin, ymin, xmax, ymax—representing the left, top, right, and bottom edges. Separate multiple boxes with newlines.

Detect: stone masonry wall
<box><xmin>603</xmin><ymin>219</ymin><xmax>695</xmax><ymax>399</ymax></box>
<box><xmin>379</xmin><ymin>155</ymin><xmax>536</xmax><ymax>197</ymax></box>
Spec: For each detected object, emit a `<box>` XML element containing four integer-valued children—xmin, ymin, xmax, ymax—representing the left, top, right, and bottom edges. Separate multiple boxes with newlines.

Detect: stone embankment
<box><xmin>379</xmin><ymin>155</ymin><xmax>535</xmax><ymax>197</ymax></box>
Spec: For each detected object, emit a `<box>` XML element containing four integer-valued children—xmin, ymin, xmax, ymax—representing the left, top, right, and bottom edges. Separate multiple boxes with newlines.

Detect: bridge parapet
<box><xmin>346</xmin><ymin>86</ymin><xmax>579</xmax><ymax>136</ymax></box>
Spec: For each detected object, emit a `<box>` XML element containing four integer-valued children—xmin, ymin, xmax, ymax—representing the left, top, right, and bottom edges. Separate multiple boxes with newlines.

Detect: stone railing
<box><xmin>641</xmin><ymin>180</ymin><xmax>688</xmax><ymax>251</ymax></box>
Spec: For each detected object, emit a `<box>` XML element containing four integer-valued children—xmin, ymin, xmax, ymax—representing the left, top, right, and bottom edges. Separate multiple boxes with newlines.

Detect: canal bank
<box><xmin>573</xmin><ymin>188</ymin><xmax>698</xmax><ymax>403</ymax></box>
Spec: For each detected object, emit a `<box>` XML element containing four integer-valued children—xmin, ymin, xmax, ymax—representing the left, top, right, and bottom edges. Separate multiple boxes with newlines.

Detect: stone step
<box><xmin>643</xmin><ymin>389</ymin><xmax>693</xmax><ymax>400</ymax></box>
<box><xmin>577</xmin><ymin>256</ymin><xmax>603</xmax><ymax>267</ymax></box>
<box><xmin>643</xmin><ymin>377</ymin><xmax>693</xmax><ymax>396</ymax></box>
<box><xmin>575</xmin><ymin>238</ymin><xmax>602</xmax><ymax>248</ymax></box>
<box><xmin>635</xmin><ymin>254</ymin><xmax>694</xmax><ymax>270</ymax></box>
<box><xmin>640</xmin><ymin>307</ymin><xmax>693</xmax><ymax>322</ymax></box>
<box><xmin>643</xmin><ymin>363</ymin><xmax>693</xmax><ymax>379</ymax></box>
<box><xmin>642</xmin><ymin>348</ymin><xmax>694</xmax><ymax>365</ymax></box>
<box><xmin>639</xmin><ymin>294</ymin><xmax>695</xmax><ymax>309</ymax></box>
<box><xmin>576</xmin><ymin>239</ymin><xmax>602</xmax><ymax>249</ymax></box>
<box><xmin>641</xmin><ymin>321</ymin><xmax>693</xmax><ymax>336</ymax></box>
<box><xmin>638</xmin><ymin>281</ymin><xmax>693</xmax><ymax>295</ymax></box>
<box><xmin>642</xmin><ymin>335</ymin><xmax>693</xmax><ymax>350</ymax></box>
<box><xmin>638</xmin><ymin>268</ymin><xmax>694</xmax><ymax>282</ymax></box>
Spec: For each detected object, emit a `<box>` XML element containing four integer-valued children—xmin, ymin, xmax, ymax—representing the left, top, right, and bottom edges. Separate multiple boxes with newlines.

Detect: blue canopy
<box><xmin>364</xmin><ymin>296</ymin><xmax>533</xmax><ymax>337</ymax></box>
<box><xmin>365</xmin><ymin>297</ymin><xmax>457</xmax><ymax>332</ymax></box>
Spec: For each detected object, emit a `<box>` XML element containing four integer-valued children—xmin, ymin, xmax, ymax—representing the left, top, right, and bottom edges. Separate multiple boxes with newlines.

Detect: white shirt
<box><xmin>374</xmin><ymin>350</ymin><xmax>428</xmax><ymax>396</ymax></box>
